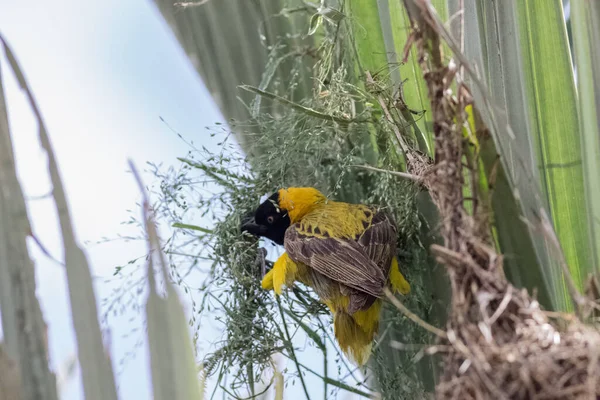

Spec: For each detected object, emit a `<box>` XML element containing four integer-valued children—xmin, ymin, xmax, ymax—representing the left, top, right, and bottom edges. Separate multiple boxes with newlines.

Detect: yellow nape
<box><xmin>277</xmin><ymin>187</ymin><xmax>376</xmax><ymax>239</ymax></box>
<box><xmin>389</xmin><ymin>257</ymin><xmax>410</xmax><ymax>295</ymax></box>
<box><xmin>277</xmin><ymin>187</ymin><xmax>327</xmax><ymax>223</ymax></box>
<box><xmin>298</xmin><ymin>202</ymin><xmax>374</xmax><ymax>239</ymax></box>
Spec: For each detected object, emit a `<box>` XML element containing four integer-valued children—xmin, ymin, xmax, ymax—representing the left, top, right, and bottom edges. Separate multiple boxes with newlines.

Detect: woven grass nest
<box><xmin>433</xmin><ymin>239</ymin><xmax>600</xmax><ymax>400</ymax></box>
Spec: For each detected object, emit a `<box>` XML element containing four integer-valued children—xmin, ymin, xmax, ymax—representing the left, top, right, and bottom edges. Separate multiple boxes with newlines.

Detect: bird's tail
<box><xmin>333</xmin><ymin>300</ymin><xmax>381</xmax><ymax>366</ymax></box>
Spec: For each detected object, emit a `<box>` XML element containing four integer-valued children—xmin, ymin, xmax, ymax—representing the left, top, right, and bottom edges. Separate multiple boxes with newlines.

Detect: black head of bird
<box><xmin>241</xmin><ymin>192</ymin><xmax>291</xmax><ymax>245</ymax></box>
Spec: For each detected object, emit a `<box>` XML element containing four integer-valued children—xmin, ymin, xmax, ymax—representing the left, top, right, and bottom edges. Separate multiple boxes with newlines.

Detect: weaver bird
<box><xmin>242</xmin><ymin>187</ymin><xmax>410</xmax><ymax>365</ymax></box>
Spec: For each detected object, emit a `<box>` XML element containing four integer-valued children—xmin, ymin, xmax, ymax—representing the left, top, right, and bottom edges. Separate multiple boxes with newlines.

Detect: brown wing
<box><xmin>284</xmin><ymin>208</ymin><xmax>396</xmax><ymax>299</ymax></box>
<box><xmin>357</xmin><ymin>210</ymin><xmax>397</xmax><ymax>279</ymax></box>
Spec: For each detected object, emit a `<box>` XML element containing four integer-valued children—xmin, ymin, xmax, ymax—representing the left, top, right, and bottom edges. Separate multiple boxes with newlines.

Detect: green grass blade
<box><xmin>147</xmin><ymin>282</ymin><xmax>203</xmax><ymax>400</ymax></box>
<box><xmin>347</xmin><ymin>0</ymin><xmax>389</xmax><ymax>78</ymax></box>
<box><xmin>172</xmin><ymin>222</ymin><xmax>214</xmax><ymax>234</ymax></box>
<box><xmin>478</xmin><ymin>138</ymin><xmax>554</xmax><ymax>309</ymax></box>
<box><xmin>387</xmin><ymin>0</ymin><xmax>433</xmax><ymax>153</ymax></box>
<box><xmin>0</xmin><ymin>56</ymin><xmax>59</xmax><ymax>400</ymax></box>
<box><xmin>1</xmin><ymin>35</ymin><xmax>117</xmax><ymax>400</ymax></box>
<box><xmin>282</xmin><ymin>308</ymin><xmax>325</xmax><ymax>351</ymax></box>
<box><xmin>460</xmin><ymin>1</ymin><xmax>567</xmax><ymax>310</ymax></box>
<box><xmin>571</xmin><ymin>0</ymin><xmax>600</xmax><ymax>273</ymax></box>
<box><xmin>131</xmin><ymin>163</ymin><xmax>203</xmax><ymax>400</ymax></box>
<box><xmin>516</xmin><ymin>0</ymin><xmax>592</xmax><ymax>293</ymax></box>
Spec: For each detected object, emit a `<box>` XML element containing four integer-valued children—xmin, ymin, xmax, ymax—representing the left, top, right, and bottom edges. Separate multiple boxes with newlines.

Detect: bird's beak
<box><xmin>241</xmin><ymin>216</ymin><xmax>268</xmax><ymax>237</ymax></box>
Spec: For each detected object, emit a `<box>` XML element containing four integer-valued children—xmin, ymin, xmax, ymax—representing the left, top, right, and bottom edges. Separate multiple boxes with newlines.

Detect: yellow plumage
<box><xmin>263</xmin><ymin>254</ymin><xmax>408</xmax><ymax>365</ymax></box>
<box><xmin>389</xmin><ymin>256</ymin><xmax>411</xmax><ymax>295</ymax></box>
<box><xmin>251</xmin><ymin>188</ymin><xmax>411</xmax><ymax>365</ymax></box>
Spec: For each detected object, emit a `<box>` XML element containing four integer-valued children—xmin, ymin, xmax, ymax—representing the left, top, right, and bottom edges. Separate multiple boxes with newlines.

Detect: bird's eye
<box><xmin>267</xmin><ymin>216</ymin><xmax>275</xmax><ymax>224</ymax></box>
